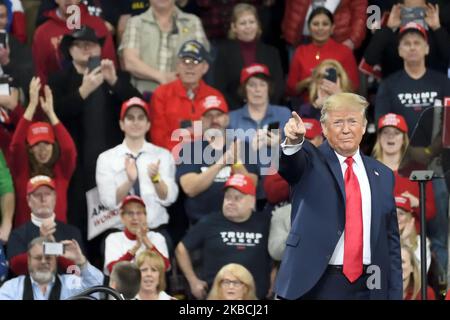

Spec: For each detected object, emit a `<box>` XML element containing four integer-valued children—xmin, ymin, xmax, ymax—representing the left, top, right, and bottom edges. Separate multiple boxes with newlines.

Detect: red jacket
<box><xmin>264</xmin><ymin>172</ymin><xmax>290</xmax><ymax>205</ymax></box>
<box><xmin>282</xmin><ymin>0</ymin><xmax>367</xmax><ymax>49</ymax></box>
<box><xmin>149</xmin><ymin>78</ymin><xmax>225</xmax><ymax>151</ymax></box>
<box><xmin>394</xmin><ymin>171</ymin><xmax>436</xmax><ymax>234</ymax></box>
<box><xmin>32</xmin><ymin>4</ymin><xmax>117</xmax><ymax>84</ymax></box>
<box><xmin>9</xmin><ymin>117</ymin><xmax>77</xmax><ymax>227</ymax></box>
<box><xmin>11</xmin><ymin>10</ymin><xmax>26</xmax><ymax>44</ymax></box>
<box><xmin>286</xmin><ymin>38</ymin><xmax>360</xmax><ymax>96</ymax></box>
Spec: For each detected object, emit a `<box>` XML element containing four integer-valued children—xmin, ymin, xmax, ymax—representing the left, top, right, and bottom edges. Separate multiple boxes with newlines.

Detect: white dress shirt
<box><xmin>281</xmin><ymin>139</ymin><xmax>372</xmax><ymax>265</ymax></box>
<box><xmin>96</xmin><ymin>141</ymin><xmax>179</xmax><ymax>229</ymax></box>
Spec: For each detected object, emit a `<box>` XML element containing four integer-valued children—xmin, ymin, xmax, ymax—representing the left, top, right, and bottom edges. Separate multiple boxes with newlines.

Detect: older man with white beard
<box><xmin>0</xmin><ymin>237</ymin><xmax>103</xmax><ymax>300</ymax></box>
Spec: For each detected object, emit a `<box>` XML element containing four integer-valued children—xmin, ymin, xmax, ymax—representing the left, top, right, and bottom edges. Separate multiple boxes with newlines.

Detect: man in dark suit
<box><xmin>274</xmin><ymin>92</ymin><xmax>402</xmax><ymax>300</ymax></box>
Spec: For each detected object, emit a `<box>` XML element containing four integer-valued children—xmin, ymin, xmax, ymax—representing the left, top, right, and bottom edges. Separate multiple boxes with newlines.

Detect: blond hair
<box><xmin>372</xmin><ymin>129</ymin><xmax>409</xmax><ymax>163</ymax></box>
<box><xmin>402</xmin><ymin>245</ymin><xmax>421</xmax><ymax>300</ymax></box>
<box><xmin>228</xmin><ymin>3</ymin><xmax>262</xmax><ymax>40</ymax></box>
<box><xmin>136</xmin><ymin>251</ymin><xmax>166</xmax><ymax>292</ymax></box>
<box><xmin>207</xmin><ymin>263</ymin><xmax>257</xmax><ymax>300</ymax></box>
<box><xmin>320</xmin><ymin>92</ymin><xmax>369</xmax><ymax>124</ymax></box>
<box><xmin>309</xmin><ymin>59</ymin><xmax>353</xmax><ymax>103</ymax></box>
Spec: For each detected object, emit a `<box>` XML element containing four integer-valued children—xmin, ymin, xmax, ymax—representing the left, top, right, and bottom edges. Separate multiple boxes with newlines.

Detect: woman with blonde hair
<box><xmin>135</xmin><ymin>250</ymin><xmax>174</xmax><ymax>300</ymax></box>
<box><xmin>214</xmin><ymin>3</ymin><xmax>284</xmax><ymax>110</ymax></box>
<box><xmin>402</xmin><ymin>245</ymin><xmax>435</xmax><ymax>300</ymax></box>
<box><xmin>372</xmin><ymin>113</ymin><xmax>436</xmax><ymax>233</ymax></box>
<box><xmin>297</xmin><ymin>59</ymin><xmax>353</xmax><ymax>120</ymax></box>
<box><xmin>208</xmin><ymin>263</ymin><xmax>257</xmax><ymax>300</ymax></box>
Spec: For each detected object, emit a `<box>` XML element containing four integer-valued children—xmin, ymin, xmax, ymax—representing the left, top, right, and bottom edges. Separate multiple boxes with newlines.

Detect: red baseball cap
<box><xmin>303</xmin><ymin>118</ymin><xmax>322</xmax><ymax>140</ymax></box>
<box><xmin>240</xmin><ymin>63</ymin><xmax>271</xmax><ymax>85</ymax></box>
<box><xmin>224</xmin><ymin>174</ymin><xmax>256</xmax><ymax>196</ymax></box>
<box><xmin>27</xmin><ymin>122</ymin><xmax>55</xmax><ymax>147</ymax></box>
<box><xmin>27</xmin><ymin>175</ymin><xmax>55</xmax><ymax>194</ymax></box>
<box><xmin>120</xmin><ymin>97</ymin><xmax>149</xmax><ymax>121</ymax></box>
<box><xmin>201</xmin><ymin>94</ymin><xmax>228</xmax><ymax>115</ymax></box>
<box><xmin>120</xmin><ymin>195</ymin><xmax>146</xmax><ymax>211</ymax></box>
<box><xmin>378</xmin><ymin>113</ymin><xmax>408</xmax><ymax>133</ymax></box>
<box><xmin>395</xmin><ymin>195</ymin><xmax>412</xmax><ymax>213</ymax></box>
<box><xmin>399</xmin><ymin>22</ymin><xmax>428</xmax><ymax>42</ymax></box>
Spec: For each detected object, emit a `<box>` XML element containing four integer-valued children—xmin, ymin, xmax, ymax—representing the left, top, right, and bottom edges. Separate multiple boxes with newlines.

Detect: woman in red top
<box><xmin>286</xmin><ymin>7</ymin><xmax>359</xmax><ymax>98</ymax></box>
<box><xmin>402</xmin><ymin>245</ymin><xmax>435</xmax><ymax>300</ymax></box>
<box><xmin>372</xmin><ymin>113</ymin><xmax>436</xmax><ymax>233</ymax></box>
<box><xmin>9</xmin><ymin>77</ymin><xmax>76</xmax><ymax>226</ymax></box>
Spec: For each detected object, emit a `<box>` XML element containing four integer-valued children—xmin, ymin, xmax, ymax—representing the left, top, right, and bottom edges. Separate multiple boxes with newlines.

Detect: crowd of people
<box><xmin>0</xmin><ymin>0</ymin><xmax>449</xmax><ymax>300</ymax></box>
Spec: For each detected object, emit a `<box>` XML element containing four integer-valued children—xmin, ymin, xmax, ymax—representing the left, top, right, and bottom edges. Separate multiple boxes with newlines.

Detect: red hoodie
<box><xmin>9</xmin><ymin>117</ymin><xmax>77</xmax><ymax>227</ymax></box>
<box><xmin>32</xmin><ymin>4</ymin><xmax>117</xmax><ymax>84</ymax></box>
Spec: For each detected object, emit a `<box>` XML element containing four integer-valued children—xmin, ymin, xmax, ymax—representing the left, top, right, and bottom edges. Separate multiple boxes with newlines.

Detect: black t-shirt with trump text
<box><xmin>375</xmin><ymin>69</ymin><xmax>450</xmax><ymax>144</ymax></box>
<box><xmin>182</xmin><ymin>211</ymin><xmax>271</xmax><ymax>299</ymax></box>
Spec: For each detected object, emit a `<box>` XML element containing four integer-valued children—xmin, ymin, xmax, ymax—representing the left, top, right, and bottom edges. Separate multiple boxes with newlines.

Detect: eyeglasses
<box><xmin>181</xmin><ymin>58</ymin><xmax>201</xmax><ymax>66</ymax></box>
<box><xmin>221</xmin><ymin>279</ymin><xmax>244</xmax><ymax>287</ymax></box>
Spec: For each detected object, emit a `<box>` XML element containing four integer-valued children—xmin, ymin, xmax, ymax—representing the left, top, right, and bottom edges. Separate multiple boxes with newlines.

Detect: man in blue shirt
<box><xmin>0</xmin><ymin>237</ymin><xmax>103</xmax><ymax>300</ymax></box>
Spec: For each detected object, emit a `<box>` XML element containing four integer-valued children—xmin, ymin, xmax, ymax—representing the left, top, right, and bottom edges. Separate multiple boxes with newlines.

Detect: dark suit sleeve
<box><xmin>386</xmin><ymin>171</ymin><xmax>403</xmax><ymax>300</ymax></box>
<box><xmin>278</xmin><ymin>142</ymin><xmax>310</xmax><ymax>185</ymax></box>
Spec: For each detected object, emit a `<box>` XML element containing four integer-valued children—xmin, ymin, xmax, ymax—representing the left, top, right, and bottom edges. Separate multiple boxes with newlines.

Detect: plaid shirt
<box><xmin>120</xmin><ymin>7</ymin><xmax>209</xmax><ymax>93</ymax></box>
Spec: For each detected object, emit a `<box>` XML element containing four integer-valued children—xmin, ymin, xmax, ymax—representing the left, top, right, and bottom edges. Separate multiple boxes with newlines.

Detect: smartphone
<box><xmin>0</xmin><ymin>31</ymin><xmax>7</xmax><ymax>49</ymax></box>
<box><xmin>180</xmin><ymin>119</ymin><xmax>192</xmax><ymax>129</ymax></box>
<box><xmin>43</xmin><ymin>242</ymin><xmax>64</xmax><ymax>256</ymax></box>
<box><xmin>267</xmin><ymin>122</ymin><xmax>280</xmax><ymax>131</ymax></box>
<box><xmin>400</xmin><ymin>7</ymin><xmax>426</xmax><ymax>26</ymax></box>
<box><xmin>324</xmin><ymin>68</ymin><xmax>337</xmax><ymax>83</ymax></box>
<box><xmin>87</xmin><ymin>56</ymin><xmax>101</xmax><ymax>72</ymax></box>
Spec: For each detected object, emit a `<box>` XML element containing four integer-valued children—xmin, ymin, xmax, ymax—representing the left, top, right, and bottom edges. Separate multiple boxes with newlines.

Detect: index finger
<box><xmin>291</xmin><ymin>111</ymin><xmax>303</xmax><ymax>124</ymax></box>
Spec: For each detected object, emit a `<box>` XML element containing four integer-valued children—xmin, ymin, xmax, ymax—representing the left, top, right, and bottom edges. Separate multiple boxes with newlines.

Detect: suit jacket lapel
<box><xmin>320</xmin><ymin>141</ymin><xmax>346</xmax><ymax>203</ymax></box>
<box><xmin>361</xmin><ymin>154</ymin><xmax>381</xmax><ymax>251</ymax></box>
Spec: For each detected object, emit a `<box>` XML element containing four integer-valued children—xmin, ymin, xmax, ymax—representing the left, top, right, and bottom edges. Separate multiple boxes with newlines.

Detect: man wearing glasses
<box><xmin>149</xmin><ymin>39</ymin><xmax>226</xmax><ymax>151</ymax></box>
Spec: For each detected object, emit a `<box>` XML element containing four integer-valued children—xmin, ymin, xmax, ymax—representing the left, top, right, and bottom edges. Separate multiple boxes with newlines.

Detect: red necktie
<box><xmin>343</xmin><ymin>157</ymin><xmax>363</xmax><ymax>283</ymax></box>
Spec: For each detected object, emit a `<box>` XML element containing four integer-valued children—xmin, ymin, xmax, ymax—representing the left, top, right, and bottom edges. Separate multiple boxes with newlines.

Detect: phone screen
<box><xmin>87</xmin><ymin>56</ymin><xmax>101</xmax><ymax>72</ymax></box>
<box><xmin>0</xmin><ymin>32</ymin><xmax>7</xmax><ymax>49</ymax></box>
<box><xmin>324</xmin><ymin>68</ymin><xmax>337</xmax><ymax>83</ymax></box>
<box><xmin>43</xmin><ymin>242</ymin><xmax>64</xmax><ymax>256</ymax></box>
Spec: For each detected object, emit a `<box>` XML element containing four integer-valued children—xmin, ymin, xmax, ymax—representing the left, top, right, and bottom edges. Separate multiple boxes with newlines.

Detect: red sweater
<box><xmin>9</xmin><ymin>117</ymin><xmax>77</xmax><ymax>227</ymax></box>
<box><xmin>32</xmin><ymin>4</ymin><xmax>117</xmax><ymax>84</ymax></box>
<box><xmin>282</xmin><ymin>0</ymin><xmax>367</xmax><ymax>49</ymax></box>
<box><xmin>394</xmin><ymin>171</ymin><xmax>436</xmax><ymax>234</ymax></box>
<box><xmin>286</xmin><ymin>38</ymin><xmax>359</xmax><ymax>97</ymax></box>
<box><xmin>149</xmin><ymin>78</ymin><xmax>225</xmax><ymax>151</ymax></box>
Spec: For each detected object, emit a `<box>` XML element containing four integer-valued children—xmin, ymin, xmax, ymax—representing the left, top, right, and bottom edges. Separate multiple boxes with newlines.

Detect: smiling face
<box><xmin>30</xmin><ymin>142</ymin><xmax>54</xmax><ymax>164</ymax></box>
<box><xmin>231</xmin><ymin>11</ymin><xmax>259</xmax><ymax>42</ymax></box>
<box><xmin>220</xmin><ymin>271</ymin><xmax>247</xmax><ymax>300</ymax></box>
<box><xmin>120</xmin><ymin>106</ymin><xmax>150</xmax><ymax>139</ymax></box>
<box><xmin>120</xmin><ymin>201</ymin><xmax>147</xmax><ymax>234</ymax></box>
<box><xmin>379</xmin><ymin>126</ymin><xmax>404</xmax><ymax>156</ymax></box>
<box><xmin>309</xmin><ymin>13</ymin><xmax>334</xmax><ymax>45</ymax></box>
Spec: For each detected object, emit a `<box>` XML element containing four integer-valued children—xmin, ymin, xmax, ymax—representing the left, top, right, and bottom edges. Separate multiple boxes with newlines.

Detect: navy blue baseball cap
<box><xmin>177</xmin><ymin>40</ymin><xmax>210</xmax><ymax>63</ymax></box>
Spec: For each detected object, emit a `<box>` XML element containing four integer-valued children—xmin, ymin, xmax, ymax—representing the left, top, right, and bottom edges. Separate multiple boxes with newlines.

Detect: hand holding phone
<box><xmin>324</xmin><ymin>68</ymin><xmax>337</xmax><ymax>83</ymax></box>
<box><xmin>87</xmin><ymin>56</ymin><xmax>101</xmax><ymax>72</ymax></box>
<box><xmin>43</xmin><ymin>242</ymin><xmax>64</xmax><ymax>256</ymax></box>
